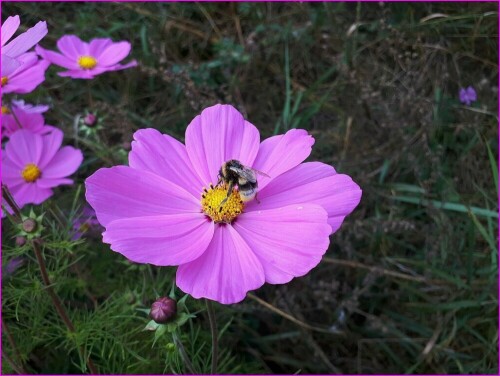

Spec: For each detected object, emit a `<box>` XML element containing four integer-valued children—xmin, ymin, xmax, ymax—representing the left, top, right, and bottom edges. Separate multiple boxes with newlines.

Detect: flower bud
<box><xmin>83</xmin><ymin>113</ymin><xmax>97</xmax><ymax>126</ymax></box>
<box><xmin>15</xmin><ymin>236</ymin><xmax>26</xmax><ymax>247</ymax></box>
<box><xmin>22</xmin><ymin>218</ymin><xmax>37</xmax><ymax>233</ymax></box>
<box><xmin>150</xmin><ymin>297</ymin><xmax>177</xmax><ymax>324</ymax></box>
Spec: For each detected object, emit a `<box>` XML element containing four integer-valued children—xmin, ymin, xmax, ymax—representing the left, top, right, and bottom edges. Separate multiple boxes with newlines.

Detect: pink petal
<box><xmin>85</xmin><ymin>166</ymin><xmax>200</xmax><ymax>227</ymax></box>
<box><xmin>42</xmin><ymin>146</ymin><xmax>82</xmax><ymax>178</ymax></box>
<box><xmin>234</xmin><ymin>204</ymin><xmax>331</xmax><ymax>284</ymax></box>
<box><xmin>107</xmin><ymin>60</ymin><xmax>138</xmax><ymax>71</ymax></box>
<box><xmin>57</xmin><ymin>67</ymin><xmax>108</xmax><ymax>79</ymax></box>
<box><xmin>96</xmin><ymin>41</ymin><xmax>131</xmax><ymax>66</ymax></box>
<box><xmin>37</xmin><ymin>128</ymin><xmax>63</xmax><ymax>168</ymax></box>
<box><xmin>176</xmin><ymin>225</ymin><xmax>265</xmax><ymax>304</ymax></box>
<box><xmin>5</xmin><ymin>130</ymin><xmax>43</xmax><ymax>167</ymax></box>
<box><xmin>11</xmin><ymin>182</ymin><xmax>53</xmax><ymax>207</ymax></box>
<box><xmin>56</xmin><ymin>35</ymin><xmax>86</xmax><ymax>59</ymax></box>
<box><xmin>35</xmin><ymin>45</ymin><xmax>78</xmax><ymax>69</ymax></box>
<box><xmin>1</xmin><ymin>16</ymin><xmax>20</xmax><ymax>47</ymax></box>
<box><xmin>3</xmin><ymin>21</ymin><xmax>47</xmax><ymax>58</ymax></box>
<box><xmin>1</xmin><ymin>157</ymin><xmax>23</xmax><ymax>186</ymax></box>
<box><xmin>89</xmin><ymin>38</ymin><xmax>113</xmax><ymax>57</ymax></box>
<box><xmin>185</xmin><ymin>104</ymin><xmax>260</xmax><ymax>183</ymax></box>
<box><xmin>102</xmin><ymin>213</ymin><xmax>214</xmax><ymax>266</ymax></box>
<box><xmin>129</xmin><ymin>128</ymin><xmax>204</xmax><ymax>198</ymax></box>
<box><xmin>3</xmin><ymin>59</ymin><xmax>49</xmax><ymax>94</ymax></box>
<box><xmin>247</xmin><ymin>162</ymin><xmax>362</xmax><ymax>232</ymax></box>
<box><xmin>1</xmin><ymin>55</ymin><xmax>20</xmax><ymax>76</ymax></box>
<box><xmin>11</xmin><ymin>99</ymin><xmax>49</xmax><ymax>113</ymax></box>
<box><xmin>2</xmin><ymin>107</ymin><xmax>45</xmax><ymax>136</ymax></box>
<box><xmin>37</xmin><ymin>177</ymin><xmax>73</xmax><ymax>189</ymax></box>
<box><xmin>252</xmin><ymin>129</ymin><xmax>314</xmax><ymax>190</ymax></box>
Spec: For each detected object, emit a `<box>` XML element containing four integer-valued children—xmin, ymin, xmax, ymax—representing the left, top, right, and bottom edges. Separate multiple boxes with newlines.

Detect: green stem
<box><xmin>205</xmin><ymin>299</ymin><xmax>218</xmax><ymax>374</ymax></box>
<box><xmin>172</xmin><ymin>331</ymin><xmax>196</xmax><ymax>374</ymax></box>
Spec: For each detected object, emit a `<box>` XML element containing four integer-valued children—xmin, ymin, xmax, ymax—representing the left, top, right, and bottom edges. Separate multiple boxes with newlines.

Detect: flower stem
<box><xmin>1</xmin><ymin>319</ymin><xmax>27</xmax><ymax>373</ymax></box>
<box><xmin>172</xmin><ymin>331</ymin><xmax>196</xmax><ymax>374</ymax></box>
<box><xmin>205</xmin><ymin>299</ymin><xmax>218</xmax><ymax>374</ymax></box>
<box><xmin>32</xmin><ymin>239</ymin><xmax>98</xmax><ymax>374</ymax></box>
<box><xmin>1</xmin><ymin>184</ymin><xmax>22</xmax><ymax>223</ymax></box>
<box><xmin>2</xmin><ymin>349</ymin><xmax>25</xmax><ymax>374</ymax></box>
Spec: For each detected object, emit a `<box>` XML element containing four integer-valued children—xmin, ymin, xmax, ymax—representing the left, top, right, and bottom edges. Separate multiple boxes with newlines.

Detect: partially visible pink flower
<box><xmin>1</xmin><ymin>15</ymin><xmax>47</xmax><ymax>58</ymax></box>
<box><xmin>11</xmin><ymin>99</ymin><xmax>49</xmax><ymax>113</ymax></box>
<box><xmin>86</xmin><ymin>104</ymin><xmax>362</xmax><ymax>304</ymax></box>
<box><xmin>1</xmin><ymin>52</ymin><xmax>50</xmax><ymax>94</ymax></box>
<box><xmin>2</xmin><ymin>129</ymin><xmax>83</xmax><ymax>209</ymax></box>
<box><xmin>35</xmin><ymin>35</ymin><xmax>137</xmax><ymax>79</ymax></box>
<box><xmin>71</xmin><ymin>205</ymin><xmax>102</xmax><ymax>240</ymax></box>
<box><xmin>1</xmin><ymin>106</ymin><xmax>55</xmax><ymax>139</ymax></box>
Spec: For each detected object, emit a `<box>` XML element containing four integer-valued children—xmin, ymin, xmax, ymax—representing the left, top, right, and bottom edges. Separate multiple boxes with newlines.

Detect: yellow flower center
<box><xmin>201</xmin><ymin>184</ymin><xmax>244</xmax><ymax>223</ymax></box>
<box><xmin>1</xmin><ymin>76</ymin><xmax>8</xmax><ymax>86</ymax></box>
<box><xmin>78</xmin><ymin>55</ymin><xmax>97</xmax><ymax>70</ymax></box>
<box><xmin>1</xmin><ymin>106</ymin><xmax>11</xmax><ymax>114</ymax></box>
<box><xmin>21</xmin><ymin>163</ymin><xmax>41</xmax><ymax>183</ymax></box>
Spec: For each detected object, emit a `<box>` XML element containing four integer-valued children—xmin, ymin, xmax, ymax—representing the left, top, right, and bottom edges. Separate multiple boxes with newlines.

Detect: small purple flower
<box><xmin>35</xmin><ymin>35</ymin><xmax>137</xmax><ymax>79</ymax></box>
<box><xmin>11</xmin><ymin>99</ymin><xmax>49</xmax><ymax>114</ymax></box>
<box><xmin>459</xmin><ymin>86</ymin><xmax>477</xmax><ymax>106</ymax></box>
<box><xmin>2</xmin><ymin>256</ymin><xmax>26</xmax><ymax>280</ymax></box>
<box><xmin>72</xmin><ymin>205</ymin><xmax>102</xmax><ymax>240</ymax></box>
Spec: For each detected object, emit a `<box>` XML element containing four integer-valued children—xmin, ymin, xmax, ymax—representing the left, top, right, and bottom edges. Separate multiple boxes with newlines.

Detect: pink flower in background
<box><xmin>11</xmin><ymin>99</ymin><xmax>49</xmax><ymax>113</ymax></box>
<box><xmin>1</xmin><ymin>52</ymin><xmax>50</xmax><ymax>94</ymax></box>
<box><xmin>35</xmin><ymin>35</ymin><xmax>138</xmax><ymax>79</ymax></box>
<box><xmin>1</xmin><ymin>15</ymin><xmax>48</xmax><ymax>74</ymax></box>
<box><xmin>71</xmin><ymin>205</ymin><xmax>103</xmax><ymax>240</ymax></box>
<box><xmin>86</xmin><ymin>104</ymin><xmax>361</xmax><ymax>304</ymax></box>
<box><xmin>2</xmin><ymin>129</ymin><xmax>83</xmax><ymax>209</ymax></box>
<box><xmin>1</xmin><ymin>106</ymin><xmax>55</xmax><ymax>138</ymax></box>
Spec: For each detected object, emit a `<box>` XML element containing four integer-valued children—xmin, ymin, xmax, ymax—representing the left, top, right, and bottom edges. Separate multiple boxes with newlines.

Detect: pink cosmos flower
<box><xmin>1</xmin><ymin>52</ymin><xmax>50</xmax><ymax>94</ymax></box>
<box><xmin>2</xmin><ymin>129</ymin><xmax>83</xmax><ymax>209</ymax></box>
<box><xmin>35</xmin><ymin>35</ymin><xmax>138</xmax><ymax>79</ymax></box>
<box><xmin>85</xmin><ymin>104</ymin><xmax>361</xmax><ymax>304</ymax></box>
<box><xmin>1</xmin><ymin>105</ymin><xmax>55</xmax><ymax>139</ymax></box>
<box><xmin>1</xmin><ymin>15</ymin><xmax>48</xmax><ymax>74</ymax></box>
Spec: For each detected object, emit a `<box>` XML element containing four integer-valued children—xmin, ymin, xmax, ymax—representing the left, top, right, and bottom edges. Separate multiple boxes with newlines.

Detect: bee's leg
<box><xmin>218</xmin><ymin>181</ymin><xmax>234</xmax><ymax>211</ymax></box>
<box><xmin>255</xmin><ymin>192</ymin><xmax>261</xmax><ymax>204</ymax></box>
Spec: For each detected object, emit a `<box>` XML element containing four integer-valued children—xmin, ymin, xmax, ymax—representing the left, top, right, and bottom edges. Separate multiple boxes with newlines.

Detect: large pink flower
<box><xmin>35</xmin><ymin>35</ymin><xmax>137</xmax><ymax>79</ymax></box>
<box><xmin>1</xmin><ymin>52</ymin><xmax>50</xmax><ymax>94</ymax></box>
<box><xmin>2</xmin><ymin>129</ymin><xmax>83</xmax><ymax>209</ymax></box>
<box><xmin>85</xmin><ymin>104</ymin><xmax>361</xmax><ymax>304</ymax></box>
<box><xmin>1</xmin><ymin>105</ymin><xmax>55</xmax><ymax>139</ymax></box>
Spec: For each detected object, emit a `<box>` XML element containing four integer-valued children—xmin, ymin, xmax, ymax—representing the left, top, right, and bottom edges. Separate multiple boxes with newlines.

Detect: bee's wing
<box><xmin>229</xmin><ymin>166</ymin><xmax>257</xmax><ymax>183</ymax></box>
<box><xmin>250</xmin><ymin>168</ymin><xmax>270</xmax><ymax>178</ymax></box>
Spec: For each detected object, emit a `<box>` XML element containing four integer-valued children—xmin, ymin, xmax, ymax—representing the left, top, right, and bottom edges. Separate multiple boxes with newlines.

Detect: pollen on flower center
<box><xmin>201</xmin><ymin>184</ymin><xmax>244</xmax><ymax>223</ymax></box>
<box><xmin>1</xmin><ymin>106</ymin><xmax>10</xmax><ymax>114</ymax></box>
<box><xmin>1</xmin><ymin>76</ymin><xmax>8</xmax><ymax>86</ymax></box>
<box><xmin>21</xmin><ymin>163</ymin><xmax>42</xmax><ymax>183</ymax></box>
<box><xmin>78</xmin><ymin>55</ymin><xmax>97</xmax><ymax>70</ymax></box>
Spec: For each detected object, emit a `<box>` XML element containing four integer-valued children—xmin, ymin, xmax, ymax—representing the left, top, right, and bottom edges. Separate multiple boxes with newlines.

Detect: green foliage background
<box><xmin>1</xmin><ymin>2</ymin><xmax>498</xmax><ymax>374</ymax></box>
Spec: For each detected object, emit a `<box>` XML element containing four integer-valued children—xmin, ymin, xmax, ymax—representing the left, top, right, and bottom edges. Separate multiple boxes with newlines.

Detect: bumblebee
<box><xmin>217</xmin><ymin>159</ymin><xmax>269</xmax><ymax>209</ymax></box>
